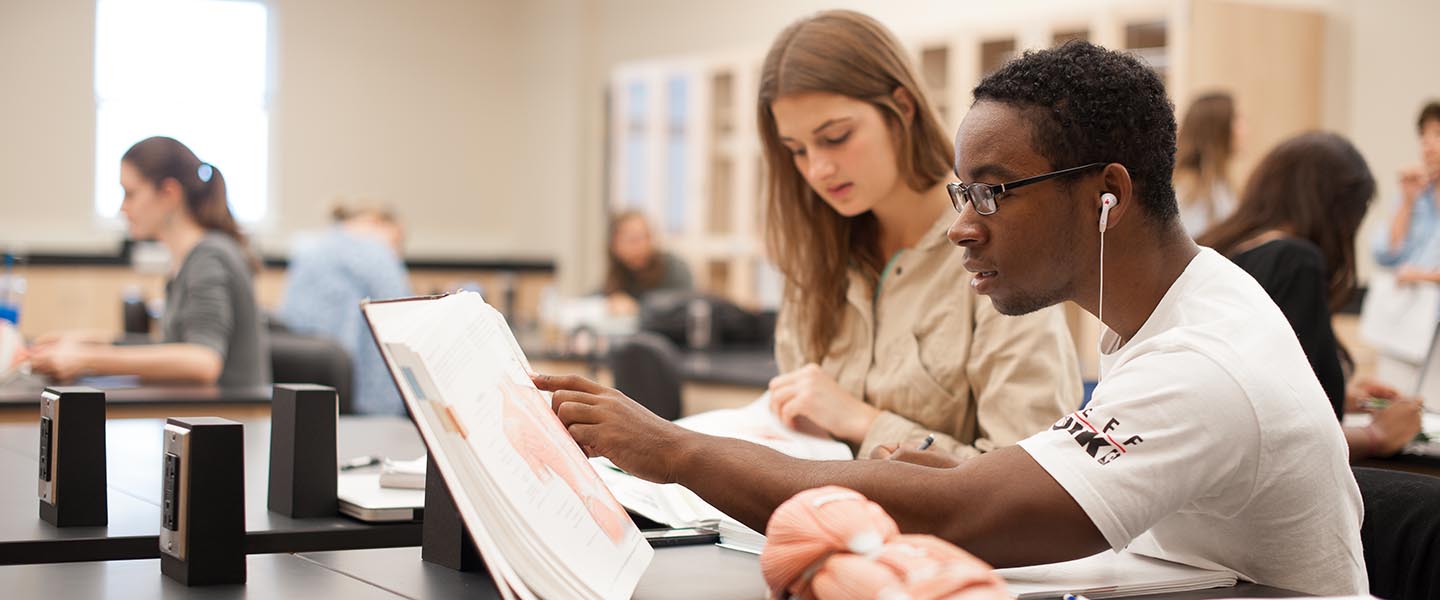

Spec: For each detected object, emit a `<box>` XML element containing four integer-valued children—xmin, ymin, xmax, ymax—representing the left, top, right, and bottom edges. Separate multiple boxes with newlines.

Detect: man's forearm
<box><xmin>669</xmin><ymin>435</ymin><xmax>1107</xmax><ymax>567</ymax></box>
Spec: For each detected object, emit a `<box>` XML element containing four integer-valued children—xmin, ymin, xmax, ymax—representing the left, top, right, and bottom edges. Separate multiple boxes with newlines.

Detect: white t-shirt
<box><xmin>1017</xmin><ymin>248</ymin><xmax>1366</xmax><ymax>596</ymax></box>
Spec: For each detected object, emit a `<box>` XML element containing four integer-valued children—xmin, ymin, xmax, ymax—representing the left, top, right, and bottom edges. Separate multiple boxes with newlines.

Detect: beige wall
<box><xmin>0</xmin><ymin>0</ymin><xmax>584</xmax><ymax>267</ymax></box>
<box><xmin>0</xmin><ymin>0</ymin><xmax>1433</xmax><ymax>294</ymax></box>
<box><xmin>569</xmin><ymin>0</ymin><xmax>1436</xmax><ymax>286</ymax></box>
<box><xmin>1348</xmin><ymin>0</ymin><xmax>1440</xmax><ymax>277</ymax></box>
<box><xmin>0</xmin><ymin>1</ymin><xmax>98</xmax><ymax>253</ymax></box>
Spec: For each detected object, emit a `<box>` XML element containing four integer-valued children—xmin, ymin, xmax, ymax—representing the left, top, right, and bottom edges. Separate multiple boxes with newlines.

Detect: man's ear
<box><xmin>892</xmin><ymin>86</ymin><xmax>917</xmax><ymax>123</ymax></box>
<box><xmin>1097</xmin><ymin>163</ymin><xmax>1136</xmax><ymax>228</ymax></box>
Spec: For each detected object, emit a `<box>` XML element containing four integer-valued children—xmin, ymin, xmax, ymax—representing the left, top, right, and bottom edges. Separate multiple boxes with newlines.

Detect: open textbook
<box><xmin>592</xmin><ymin>393</ymin><xmax>853</xmax><ymax>554</ymax></box>
<box><xmin>363</xmin><ymin>292</ymin><xmax>652</xmax><ymax>600</ymax></box>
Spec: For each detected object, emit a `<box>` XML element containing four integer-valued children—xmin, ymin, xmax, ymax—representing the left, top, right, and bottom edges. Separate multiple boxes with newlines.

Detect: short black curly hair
<box><xmin>972</xmin><ymin>41</ymin><xmax>1178</xmax><ymax>223</ymax></box>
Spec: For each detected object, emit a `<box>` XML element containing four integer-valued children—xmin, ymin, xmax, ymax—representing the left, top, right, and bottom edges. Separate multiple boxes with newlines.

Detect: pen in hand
<box><xmin>917</xmin><ymin>434</ymin><xmax>935</xmax><ymax>451</ymax></box>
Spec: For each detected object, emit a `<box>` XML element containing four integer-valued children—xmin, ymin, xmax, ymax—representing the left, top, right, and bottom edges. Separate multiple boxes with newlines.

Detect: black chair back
<box><xmin>607</xmin><ymin>332</ymin><xmax>683</xmax><ymax>421</ymax></box>
<box><xmin>1354</xmin><ymin>466</ymin><xmax>1440</xmax><ymax>600</ymax></box>
<box><xmin>269</xmin><ymin>332</ymin><xmax>355</xmax><ymax>414</ymax></box>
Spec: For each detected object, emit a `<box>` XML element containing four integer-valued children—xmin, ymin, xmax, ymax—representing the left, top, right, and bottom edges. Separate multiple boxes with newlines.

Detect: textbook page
<box><xmin>674</xmin><ymin>393</ymin><xmax>854</xmax><ymax>460</ymax></box>
<box><xmin>367</xmin><ymin>292</ymin><xmax>652</xmax><ymax>600</ymax></box>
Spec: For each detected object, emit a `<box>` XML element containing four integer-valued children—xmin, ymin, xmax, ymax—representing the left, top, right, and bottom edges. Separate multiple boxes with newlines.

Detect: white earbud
<box><xmin>1098</xmin><ymin>193</ymin><xmax>1118</xmax><ymax>233</ymax></box>
<box><xmin>1097</xmin><ymin>192</ymin><xmax>1117</xmax><ymax>356</ymax></box>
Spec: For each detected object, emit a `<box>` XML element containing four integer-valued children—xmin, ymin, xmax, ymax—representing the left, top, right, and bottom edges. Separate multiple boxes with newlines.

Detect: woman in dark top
<box><xmin>1199</xmin><ymin>131</ymin><xmax>1420</xmax><ymax>459</ymax></box>
<box><xmin>602</xmin><ymin>210</ymin><xmax>693</xmax><ymax>315</ymax></box>
<box><xmin>29</xmin><ymin>137</ymin><xmax>269</xmax><ymax>387</ymax></box>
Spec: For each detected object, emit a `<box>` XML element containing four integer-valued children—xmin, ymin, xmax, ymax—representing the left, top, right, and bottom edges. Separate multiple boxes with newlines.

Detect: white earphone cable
<box><xmin>1098</xmin><ymin>226</ymin><xmax>1105</xmax><ymax>355</ymax></box>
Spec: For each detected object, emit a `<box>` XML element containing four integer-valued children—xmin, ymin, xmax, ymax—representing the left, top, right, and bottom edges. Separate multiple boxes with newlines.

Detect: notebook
<box><xmin>337</xmin><ymin>472</ymin><xmax>423</xmax><ymax>522</ymax></box>
<box><xmin>996</xmin><ymin>550</ymin><xmax>1238</xmax><ymax>599</ymax></box>
<box><xmin>363</xmin><ymin>292</ymin><xmax>652</xmax><ymax>600</ymax></box>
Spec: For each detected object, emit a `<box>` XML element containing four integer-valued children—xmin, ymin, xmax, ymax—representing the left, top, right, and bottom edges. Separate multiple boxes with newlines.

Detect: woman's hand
<box><xmin>1399</xmin><ymin>164</ymin><xmax>1428</xmax><ymax>205</ymax></box>
<box><xmin>768</xmin><ymin>363</ymin><xmax>879</xmax><ymax>444</ymax></box>
<box><xmin>870</xmin><ymin>443</ymin><xmax>961</xmax><ymax>469</ymax></box>
<box><xmin>1367</xmin><ymin>397</ymin><xmax>1423</xmax><ymax>457</ymax></box>
<box><xmin>1346</xmin><ymin>376</ymin><xmax>1402</xmax><ymax>413</ymax></box>
<box><xmin>28</xmin><ymin>340</ymin><xmax>94</xmax><ymax>382</ymax></box>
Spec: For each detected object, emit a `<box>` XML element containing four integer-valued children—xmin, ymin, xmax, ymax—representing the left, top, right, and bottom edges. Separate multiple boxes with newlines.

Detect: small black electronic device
<box><xmin>159</xmin><ymin>417</ymin><xmax>246</xmax><ymax>586</ymax></box>
<box><xmin>267</xmin><ymin>384</ymin><xmax>338</xmax><ymax>518</ymax></box>
<box><xmin>37</xmin><ymin>386</ymin><xmax>107</xmax><ymax>527</ymax></box>
<box><xmin>642</xmin><ymin>526</ymin><xmax>721</xmax><ymax>548</ymax></box>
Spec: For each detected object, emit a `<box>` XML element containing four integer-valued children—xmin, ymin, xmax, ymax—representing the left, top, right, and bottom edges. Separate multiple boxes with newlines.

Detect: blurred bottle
<box><xmin>0</xmin><ymin>250</ymin><xmax>26</xmax><ymax>326</ymax></box>
<box><xmin>686</xmin><ymin>297</ymin><xmax>713</xmax><ymax>350</ymax></box>
<box><xmin>122</xmin><ymin>284</ymin><xmax>151</xmax><ymax>335</ymax></box>
<box><xmin>500</xmin><ymin>271</ymin><xmax>518</xmax><ymax>325</ymax></box>
<box><xmin>537</xmin><ymin>284</ymin><xmax>561</xmax><ymax>348</ymax></box>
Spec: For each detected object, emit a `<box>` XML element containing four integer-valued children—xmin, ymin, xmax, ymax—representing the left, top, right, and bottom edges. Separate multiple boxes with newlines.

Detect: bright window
<box><xmin>93</xmin><ymin>0</ymin><xmax>270</xmax><ymax>223</ymax></box>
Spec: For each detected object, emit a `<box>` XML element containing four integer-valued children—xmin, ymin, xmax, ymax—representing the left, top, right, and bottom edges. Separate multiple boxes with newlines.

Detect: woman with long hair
<box><xmin>601</xmin><ymin>210</ymin><xmax>692</xmax><ymax>315</ymax></box>
<box><xmin>29</xmin><ymin>136</ymin><xmax>270</xmax><ymax>387</ymax></box>
<box><xmin>1175</xmin><ymin>92</ymin><xmax>1242</xmax><ymax>236</ymax></box>
<box><xmin>759</xmin><ymin>10</ymin><xmax>1079</xmax><ymax>459</ymax></box>
<box><xmin>1199</xmin><ymin>131</ymin><xmax>1421</xmax><ymax>458</ymax></box>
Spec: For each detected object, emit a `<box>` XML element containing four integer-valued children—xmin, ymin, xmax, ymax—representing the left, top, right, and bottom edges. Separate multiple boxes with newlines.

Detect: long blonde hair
<box><xmin>1174</xmin><ymin>92</ymin><xmax>1236</xmax><ymax>223</ymax></box>
<box><xmin>758</xmin><ymin>10</ymin><xmax>953</xmax><ymax>362</ymax></box>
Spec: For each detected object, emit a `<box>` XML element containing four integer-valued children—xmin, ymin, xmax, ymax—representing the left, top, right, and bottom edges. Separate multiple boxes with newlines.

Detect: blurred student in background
<box><xmin>1200</xmin><ymin>131</ymin><xmax>1422</xmax><ymax>458</ymax></box>
<box><xmin>1375</xmin><ymin>101</ymin><xmax>1440</xmax><ymax>283</ymax></box>
<box><xmin>278</xmin><ymin>202</ymin><xmax>410</xmax><ymax>415</ymax></box>
<box><xmin>602</xmin><ymin>210</ymin><xmax>693</xmax><ymax>316</ymax></box>
<box><xmin>758</xmin><ymin>10</ymin><xmax>1078</xmax><ymax>458</ymax></box>
<box><xmin>1175</xmin><ymin>92</ymin><xmax>1242</xmax><ymax>236</ymax></box>
<box><xmin>30</xmin><ymin>136</ymin><xmax>269</xmax><ymax>387</ymax></box>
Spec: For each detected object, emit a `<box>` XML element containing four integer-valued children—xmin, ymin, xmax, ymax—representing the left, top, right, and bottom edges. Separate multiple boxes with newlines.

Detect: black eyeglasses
<box><xmin>947</xmin><ymin>162</ymin><xmax>1107</xmax><ymax>215</ymax></box>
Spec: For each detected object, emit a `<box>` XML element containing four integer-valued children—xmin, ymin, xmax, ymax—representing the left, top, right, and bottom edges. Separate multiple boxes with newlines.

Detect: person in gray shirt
<box><xmin>602</xmin><ymin>210</ymin><xmax>694</xmax><ymax>316</ymax></box>
<box><xmin>30</xmin><ymin>137</ymin><xmax>269</xmax><ymax>388</ymax></box>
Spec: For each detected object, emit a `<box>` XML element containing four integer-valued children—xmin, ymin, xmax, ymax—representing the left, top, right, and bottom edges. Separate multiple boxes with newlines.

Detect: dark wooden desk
<box><xmin>1357</xmin><ymin>452</ymin><xmax>1440</xmax><ymax>478</ymax></box>
<box><xmin>300</xmin><ymin>544</ymin><xmax>768</xmax><ymax>600</ymax></box>
<box><xmin>0</xmin><ymin>553</ymin><xmax>406</xmax><ymax>599</ymax></box>
<box><xmin>0</xmin><ymin>416</ymin><xmax>425</xmax><ymax>564</ymax></box>
<box><xmin>297</xmin><ymin>546</ymin><xmax>1304</xmax><ymax>600</ymax></box>
<box><xmin>0</xmin><ymin>380</ymin><xmax>273</xmax><ymax>422</ymax></box>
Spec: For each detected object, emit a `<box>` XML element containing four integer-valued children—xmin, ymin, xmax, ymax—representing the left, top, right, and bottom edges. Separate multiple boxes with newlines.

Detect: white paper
<box><xmin>1360</xmin><ymin>271</ymin><xmax>1440</xmax><ymax>364</ymax></box>
<box><xmin>673</xmin><ymin>393</ymin><xmax>854</xmax><ymax>461</ymax></box>
<box><xmin>997</xmin><ymin>551</ymin><xmax>1238</xmax><ymax>599</ymax></box>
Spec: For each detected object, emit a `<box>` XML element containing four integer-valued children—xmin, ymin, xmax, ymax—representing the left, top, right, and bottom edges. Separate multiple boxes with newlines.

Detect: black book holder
<box><xmin>267</xmin><ymin>384</ymin><xmax>339</xmax><ymax>518</ymax></box>
<box><xmin>38</xmin><ymin>386</ymin><xmax>107</xmax><ymax>527</ymax></box>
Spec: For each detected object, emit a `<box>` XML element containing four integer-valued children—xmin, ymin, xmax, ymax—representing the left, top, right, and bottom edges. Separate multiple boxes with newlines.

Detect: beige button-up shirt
<box><xmin>775</xmin><ymin>212</ymin><xmax>1081</xmax><ymax>459</ymax></box>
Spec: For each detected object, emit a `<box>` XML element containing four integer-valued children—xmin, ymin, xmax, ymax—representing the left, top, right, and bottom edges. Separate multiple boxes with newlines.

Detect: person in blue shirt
<box><xmin>278</xmin><ymin>203</ymin><xmax>410</xmax><ymax>415</ymax></box>
<box><xmin>1375</xmin><ymin>101</ymin><xmax>1440</xmax><ymax>282</ymax></box>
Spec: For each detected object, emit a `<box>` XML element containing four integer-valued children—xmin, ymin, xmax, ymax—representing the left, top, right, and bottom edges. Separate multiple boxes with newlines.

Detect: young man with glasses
<box><xmin>536</xmin><ymin>42</ymin><xmax>1365</xmax><ymax>596</ymax></box>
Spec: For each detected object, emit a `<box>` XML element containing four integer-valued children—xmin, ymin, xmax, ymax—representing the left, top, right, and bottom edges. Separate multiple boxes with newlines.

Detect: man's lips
<box><xmin>964</xmin><ymin>260</ymin><xmax>998</xmax><ymax>277</ymax></box>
